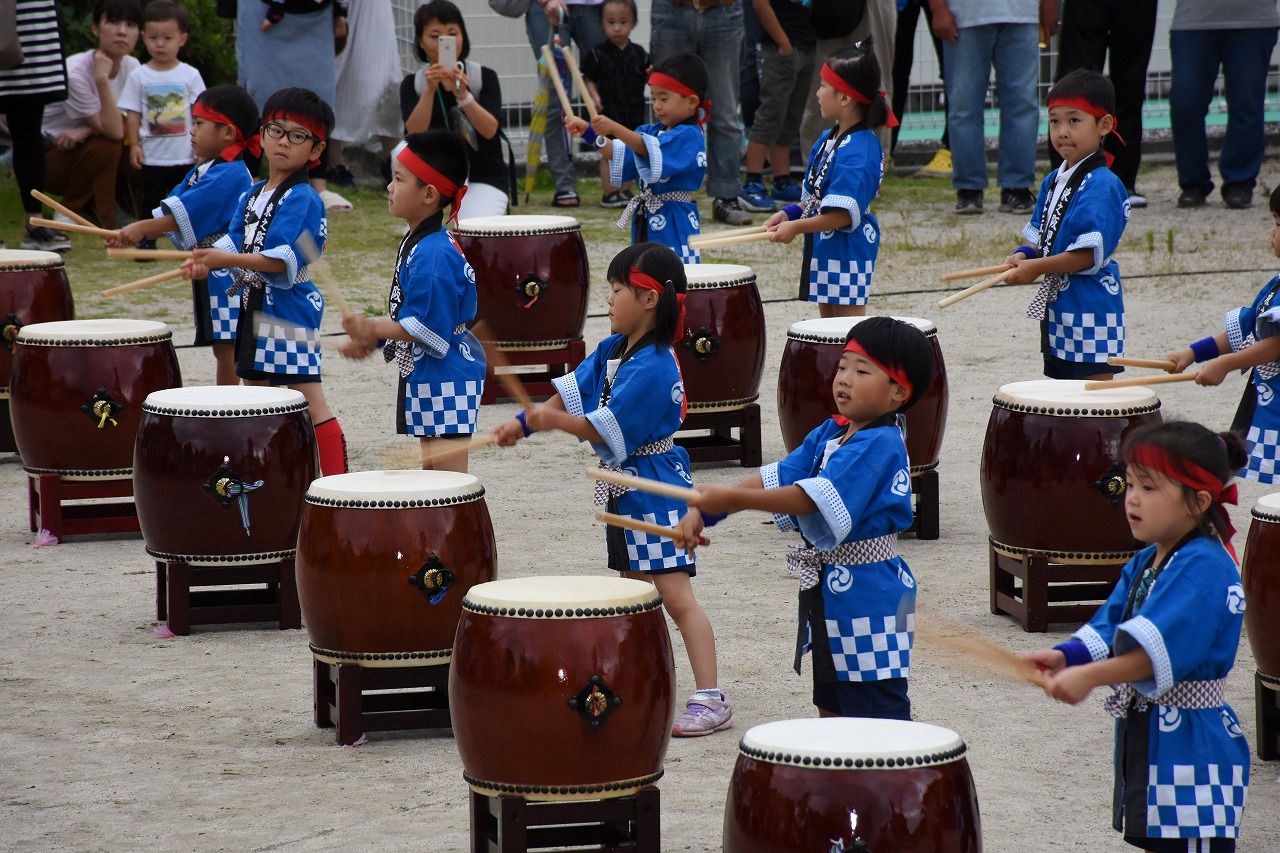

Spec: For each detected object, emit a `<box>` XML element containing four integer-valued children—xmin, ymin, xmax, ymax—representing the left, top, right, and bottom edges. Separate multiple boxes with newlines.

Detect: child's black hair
<box><xmin>600</xmin><ymin>0</ymin><xmax>638</xmax><ymax>23</ymax></box>
<box><xmin>606</xmin><ymin>242</ymin><xmax>687</xmax><ymax>350</ymax></box>
<box><xmin>843</xmin><ymin>317</ymin><xmax>935</xmax><ymax>412</ymax></box>
<box><xmin>1047</xmin><ymin>68</ymin><xmax>1116</xmax><ymax>116</ymax></box>
<box><xmin>401</xmin><ymin>130</ymin><xmax>470</xmax><ymax>201</ymax></box>
<box><xmin>825</xmin><ymin>40</ymin><xmax>889</xmax><ymax>129</ymax></box>
<box><xmin>413</xmin><ymin>1</ymin><xmax>471</xmax><ymax>63</ymax></box>
<box><xmin>196</xmin><ymin>85</ymin><xmax>260</xmax><ymax>149</ymax></box>
<box><xmin>143</xmin><ymin>0</ymin><xmax>188</xmax><ymax>31</ymax></box>
<box><xmin>1269</xmin><ymin>184</ymin><xmax>1280</xmax><ymax>216</ymax></box>
<box><xmin>261</xmin><ymin>87</ymin><xmax>335</xmax><ymax>142</ymax></box>
<box><xmin>1121</xmin><ymin>421</ymin><xmax>1247</xmax><ymax>542</ymax></box>
<box><xmin>94</xmin><ymin>0</ymin><xmax>143</xmax><ymax>26</ymax></box>
<box><xmin>649</xmin><ymin>52</ymin><xmax>709</xmax><ymax>104</ymax></box>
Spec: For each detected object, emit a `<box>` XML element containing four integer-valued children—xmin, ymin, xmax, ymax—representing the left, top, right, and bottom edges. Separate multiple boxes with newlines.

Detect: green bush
<box><xmin>60</xmin><ymin>0</ymin><xmax>237</xmax><ymax>86</ymax></box>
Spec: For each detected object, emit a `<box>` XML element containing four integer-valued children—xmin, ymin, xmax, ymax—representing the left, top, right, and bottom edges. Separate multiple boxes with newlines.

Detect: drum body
<box><xmin>723</xmin><ymin>718</ymin><xmax>982</xmax><ymax>853</ymax></box>
<box><xmin>134</xmin><ymin>387</ymin><xmax>317</xmax><ymax>564</ymax></box>
<box><xmin>456</xmin><ymin>215</ymin><xmax>590</xmax><ymax>349</ymax></box>
<box><xmin>297</xmin><ymin>470</ymin><xmax>497</xmax><ymax>666</ymax></box>
<box><xmin>0</xmin><ymin>250</ymin><xmax>75</xmax><ymax>452</ymax></box>
<box><xmin>451</xmin><ymin>576</ymin><xmax>676</xmax><ymax>800</ymax></box>
<box><xmin>1243</xmin><ymin>493</ymin><xmax>1280</xmax><ymax>678</ymax></box>
<box><xmin>11</xmin><ymin>319</ymin><xmax>181</xmax><ymax>479</ymax></box>
<box><xmin>678</xmin><ymin>263</ymin><xmax>766</xmax><ymax>411</ymax></box>
<box><xmin>980</xmin><ymin>380</ymin><xmax>1161</xmax><ymax>557</ymax></box>
<box><xmin>777</xmin><ymin>316</ymin><xmax>949</xmax><ymax>472</ymax></box>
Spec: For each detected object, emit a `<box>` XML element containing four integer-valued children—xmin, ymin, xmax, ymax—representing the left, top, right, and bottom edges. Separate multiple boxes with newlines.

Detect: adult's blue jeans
<box><xmin>649</xmin><ymin>0</ymin><xmax>745</xmax><ymax>199</ymax></box>
<box><xmin>1170</xmin><ymin>26</ymin><xmax>1279</xmax><ymax>193</ymax></box>
<box><xmin>942</xmin><ymin>23</ymin><xmax>1038</xmax><ymax>193</ymax></box>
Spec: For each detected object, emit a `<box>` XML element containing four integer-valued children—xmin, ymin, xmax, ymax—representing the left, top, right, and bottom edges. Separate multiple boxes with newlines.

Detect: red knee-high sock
<box><xmin>313</xmin><ymin>418</ymin><xmax>348</xmax><ymax>476</ymax></box>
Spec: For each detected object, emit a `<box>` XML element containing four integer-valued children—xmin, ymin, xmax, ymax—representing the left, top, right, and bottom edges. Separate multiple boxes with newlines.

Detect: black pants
<box><xmin>1</xmin><ymin>95</ymin><xmax>51</xmax><ymax>216</ymax></box>
<box><xmin>891</xmin><ymin>0</ymin><xmax>948</xmax><ymax>155</ymax></box>
<box><xmin>140</xmin><ymin>164</ymin><xmax>193</xmax><ymax>223</ymax></box>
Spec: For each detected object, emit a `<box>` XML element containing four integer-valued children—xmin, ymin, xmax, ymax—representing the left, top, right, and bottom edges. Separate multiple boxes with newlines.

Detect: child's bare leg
<box><xmin>599</xmin><ymin>158</ymin><xmax>615</xmax><ymax>194</ymax></box>
<box><xmin>768</xmin><ymin>143</ymin><xmax>791</xmax><ymax>184</ymax></box>
<box><xmin>818</xmin><ymin>303</ymin><xmax>867</xmax><ymax>319</ymax></box>
<box><xmin>212</xmin><ymin>343</ymin><xmax>237</xmax><ymax>386</ymax></box>
<box><xmin>290</xmin><ymin>381</ymin><xmax>336</xmax><ymax>423</ymax></box>
<box><xmin>646</xmin><ymin>570</ymin><xmax>718</xmax><ymax>689</ymax></box>
<box><xmin>420</xmin><ymin>435</ymin><xmax>469</xmax><ymax>473</ymax></box>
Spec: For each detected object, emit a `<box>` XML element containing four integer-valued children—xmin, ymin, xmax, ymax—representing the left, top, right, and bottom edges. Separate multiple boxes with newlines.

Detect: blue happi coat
<box><xmin>1225</xmin><ymin>275</ymin><xmax>1280</xmax><ymax>482</ymax></box>
<box><xmin>801</xmin><ymin>124</ymin><xmax>883</xmax><ymax>306</ymax></box>
<box><xmin>609</xmin><ymin>121</ymin><xmax>705</xmax><ymax>263</ymax></box>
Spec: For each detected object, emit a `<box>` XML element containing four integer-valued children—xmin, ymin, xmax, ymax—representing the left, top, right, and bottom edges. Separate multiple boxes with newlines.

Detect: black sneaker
<box><xmin>1177</xmin><ymin>185</ymin><xmax>1209</xmax><ymax>208</ymax></box>
<box><xmin>954</xmin><ymin>189</ymin><xmax>983</xmax><ymax>215</ymax></box>
<box><xmin>713</xmin><ymin>197</ymin><xmax>753</xmax><ymax>226</ymax></box>
<box><xmin>1222</xmin><ymin>183</ymin><xmax>1253</xmax><ymax>209</ymax></box>
<box><xmin>601</xmin><ymin>191</ymin><xmax>628</xmax><ymax>209</ymax></box>
<box><xmin>329</xmin><ymin>164</ymin><xmax>356</xmax><ymax>188</ymax></box>
<box><xmin>999</xmin><ymin>187</ymin><xmax>1035</xmax><ymax>215</ymax></box>
<box><xmin>21</xmin><ymin>225</ymin><xmax>71</xmax><ymax>252</ymax></box>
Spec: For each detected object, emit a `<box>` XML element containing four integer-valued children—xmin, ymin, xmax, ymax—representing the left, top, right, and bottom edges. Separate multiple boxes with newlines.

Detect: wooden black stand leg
<box><xmin>1256</xmin><ymin>671</ymin><xmax>1280</xmax><ymax>761</ymax></box>
<box><xmin>988</xmin><ymin>541</ymin><xmax>1127</xmax><ymax>633</ymax></box>
<box><xmin>28</xmin><ymin>473</ymin><xmax>138</xmax><ymax>539</ymax></box>
<box><xmin>675</xmin><ymin>404</ymin><xmax>762</xmax><ymax>468</ymax></box>
<box><xmin>469</xmin><ymin>787</ymin><xmax>660</xmax><ymax>852</ymax></box>
<box><xmin>155</xmin><ymin>557</ymin><xmax>299</xmax><ymax>635</ymax></box>
<box><xmin>312</xmin><ymin>659</ymin><xmax>452</xmax><ymax>746</ymax></box>
<box><xmin>482</xmin><ymin>341</ymin><xmax>587</xmax><ymax>405</ymax></box>
<box><xmin>907</xmin><ymin>468</ymin><xmax>939</xmax><ymax>540</ymax></box>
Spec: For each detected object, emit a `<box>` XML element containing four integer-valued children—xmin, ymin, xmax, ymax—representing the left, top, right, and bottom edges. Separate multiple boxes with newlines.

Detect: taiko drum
<box><xmin>778</xmin><ymin>316</ymin><xmax>949</xmax><ymax>472</ymax></box>
<box><xmin>678</xmin><ymin>263</ymin><xmax>766</xmax><ymax>412</ymax></box>
<box><xmin>451</xmin><ymin>576</ymin><xmax>675</xmax><ymax>800</ymax></box>
<box><xmin>723</xmin><ymin>718</ymin><xmax>982</xmax><ymax>853</ymax></box>
<box><xmin>11</xmin><ymin>319</ymin><xmax>181</xmax><ymax>479</ymax></box>
<box><xmin>1243</xmin><ymin>493</ymin><xmax>1280</xmax><ymax>681</ymax></box>
<box><xmin>0</xmin><ymin>250</ymin><xmax>75</xmax><ymax>452</ymax></box>
<box><xmin>980</xmin><ymin>380</ymin><xmax>1161</xmax><ymax>558</ymax></box>
<box><xmin>456</xmin><ymin>215</ymin><xmax>589</xmax><ymax>349</ymax></box>
<box><xmin>134</xmin><ymin>386</ymin><xmax>317</xmax><ymax>565</ymax></box>
<box><xmin>296</xmin><ymin>470</ymin><xmax>497</xmax><ymax>667</ymax></box>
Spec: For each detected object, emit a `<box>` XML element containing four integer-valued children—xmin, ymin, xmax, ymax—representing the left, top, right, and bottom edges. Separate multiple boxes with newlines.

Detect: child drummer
<box><xmin>674</xmin><ymin>317</ymin><xmax>934</xmax><ymax>720</ymax></box>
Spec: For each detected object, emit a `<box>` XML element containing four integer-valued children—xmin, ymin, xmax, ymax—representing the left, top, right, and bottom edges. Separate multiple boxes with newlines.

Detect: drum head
<box><xmin>994</xmin><ymin>379</ymin><xmax>1159</xmax><ymax>416</ymax></box>
<box><xmin>1253</xmin><ymin>491</ymin><xmax>1280</xmax><ymax>520</ymax></box>
<box><xmin>787</xmin><ymin>315</ymin><xmax>937</xmax><ymax>343</ymax></box>
<box><xmin>307</xmin><ymin>469</ymin><xmax>483</xmax><ymax>507</ymax></box>
<box><xmin>464</xmin><ymin>575</ymin><xmax>662</xmax><ymax>616</ymax></box>
<box><xmin>16</xmin><ymin>318</ymin><xmax>171</xmax><ymax>345</ymax></box>
<box><xmin>0</xmin><ymin>249</ymin><xmax>64</xmax><ymax>269</ymax></box>
<box><xmin>456</xmin><ymin>214</ymin><xmax>580</xmax><ymax>236</ymax></box>
<box><xmin>682</xmin><ymin>263</ymin><xmax>755</xmax><ymax>289</ymax></box>
<box><xmin>740</xmin><ymin>718</ymin><xmax>966</xmax><ymax>769</ymax></box>
<box><xmin>143</xmin><ymin>385</ymin><xmax>307</xmax><ymax>416</ymax></box>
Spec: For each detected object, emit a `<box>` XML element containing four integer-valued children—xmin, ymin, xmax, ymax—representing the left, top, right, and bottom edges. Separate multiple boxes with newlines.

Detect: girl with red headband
<box><xmin>340</xmin><ymin>130</ymin><xmax>487</xmax><ymax>473</ymax></box>
<box><xmin>1028</xmin><ymin>421</ymin><xmax>1251</xmax><ymax>852</ymax></box>
<box><xmin>675</xmin><ymin>317</ymin><xmax>935</xmax><ymax>722</ymax></box>
<box><xmin>762</xmin><ymin>41</ymin><xmax>896</xmax><ymax>319</ymax></box>
<box><xmin>493</xmin><ymin>242</ymin><xmax>732</xmax><ymax>738</ymax></box>
<box><xmin>107</xmin><ymin>84</ymin><xmax>260</xmax><ymax>385</ymax></box>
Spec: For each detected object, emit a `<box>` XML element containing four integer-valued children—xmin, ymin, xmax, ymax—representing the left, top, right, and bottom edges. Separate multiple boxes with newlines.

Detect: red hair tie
<box><xmin>396</xmin><ymin>146</ymin><xmax>467</xmax><ymax>227</ymax></box>
<box><xmin>1129</xmin><ymin>442</ymin><xmax>1239</xmax><ymax>561</ymax></box>
<box><xmin>627</xmin><ymin>268</ymin><xmax>685</xmax><ymax>344</ymax></box>
<box><xmin>820</xmin><ymin>64</ymin><xmax>898</xmax><ymax>128</ymax></box>
<box><xmin>842</xmin><ymin>339</ymin><xmax>912</xmax><ymax>397</ymax></box>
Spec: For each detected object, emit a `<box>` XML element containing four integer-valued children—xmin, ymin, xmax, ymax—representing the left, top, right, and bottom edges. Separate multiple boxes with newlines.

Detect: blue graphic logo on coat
<box><xmin>1102</xmin><ymin>273</ymin><xmax>1120</xmax><ymax>296</ymax></box>
<box><xmin>1222</xmin><ymin>708</ymin><xmax>1244</xmax><ymax>738</ymax></box>
<box><xmin>890</xmin><ymin>469</ymin><xmax>910</xmax><ymax>496</ymax></box>
<box><xmin>307</xmin><ymin>290</ymin><xmax>324</xmax><ymax>313</ymax></box>
<box><xmin>1158</xmin><ymin>705</ymin><xmax>1182</xmax><ymax>733</ymax></box>
<box><xmin>1225</xmin><ymin>583</ymin><xmax>1246</xmax><ymax>615</ymax></box>
<box><xmin>863</xmin><ymin>222</ymin><xmax>876</xmax><ymax>243</ymax></box>
<box><xmin>827</xmin><ymin>565</ymin><xmax>853</xmax><ymax>594</ymax></box>
<box><xmin>696</xmin><ymin>151</ymin><xmax>707</xmax><ymax>168</ymax></box>
<box><xmin>459</xmin><ymin>339</ymin><xmax>476</xmax><ymax>361</ymax></box>
<box><xmin>1259</xmin><ymin>383</ymin><xmax>1274</xmax><ymax>407</ymax></box>
<box><xmin>671</xmin><ymin>382</ymin><xmax>684</xmax><ymax>406</ymax></box>
<box><xmin>465</xmin><ymin>262</ymin><xmax>476</xmax><ymax>283</ymax></box>
<box><xmin>687</xmin><ymin>211</ymin><xmax>699</xmax><ymax>231</ymax></box>
<box><xmin>650</xmin><ymin>213</ymin><xmax>668</xmax><ymax>231</ymax></box>
<box><xmin>672</xmin><ymin>461</ymin><xmax>693</xmax><ymax>485</ymax></box>
<box><xmin>819</xmin><ymin>230</ymin><xmax>834</xmax><ymax>241</ymax></box>
<box><xmin>897</xmin><ymin>566</ymin><xmax>914</xmax><ymax>589</ymax></box>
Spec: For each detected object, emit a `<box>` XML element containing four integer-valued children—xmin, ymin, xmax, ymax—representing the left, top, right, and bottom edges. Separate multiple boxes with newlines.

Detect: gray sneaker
<box><xmin>712</xmin><ymin>198</ymin><xmax>752</xmax><ymax>226</ymax></box>
<box><xmin>672</xmin><ymin>690</ymin><xmax>733</xmax><ymax>737</ymax></box>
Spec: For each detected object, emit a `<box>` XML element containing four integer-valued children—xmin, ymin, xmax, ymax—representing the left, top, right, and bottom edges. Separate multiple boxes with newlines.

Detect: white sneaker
<box><xmin>319</xmin><ymin>189</ymin><xmax>353</xmax><ymax>211</ymax></box>
<box><xmin>671</xmin><ymin>690</ymin><xmax>733</xmax><ymax>737</ymax></box>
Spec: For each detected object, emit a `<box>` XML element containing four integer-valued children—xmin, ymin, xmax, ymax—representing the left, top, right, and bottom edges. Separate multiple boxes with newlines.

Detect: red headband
<box><xmin>647</xmin><ymin>72</ymin><xmax>711</xmax><ymax>129</ymax></box>
<box><xmin>396</xmin><ymin>146</ymin><xmax>468</xmax><ymax>226</ymax></box>
<box><xmin>1047</xmin><ymin>95</ymin><xmax>1125</xmax><ymax>165</ymax></box>
<box><xmin>627</xmin><ymin>267</ymin><xmax>687</xmax><ymax>418</ymax></box>
<box><xmin>820</xmin><ymin>64</ymin><xmax>899</xmax><ymax>128</ymax></box>
<box><xmin>192</xmin><ymin>101</ymin><xmax>261</xmax><ymax>161</ymax></box>
<box><xmin>842</xmin><ymin>339</ymin><xmax>912</xmax><ymax>397</ymax></box>
<box><xmin>1129</xmin><ymin>442</ymin><xmax>1239</xmax><ymax>560</ymax></box>
<box><xmin>263</xmin><ymin>110</ymin><xmax>327</xmax><ymax>169</ymax></box>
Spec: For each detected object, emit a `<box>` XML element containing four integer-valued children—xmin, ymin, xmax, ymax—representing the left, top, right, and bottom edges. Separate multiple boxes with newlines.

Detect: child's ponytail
<box><xmin>824</xmin><ymin>40</ymin><xmax>895</xmax><ymax>131</ymax></box>
<box><xmin>606</xmin><ymin>242</ymin><xmax>687</xmax><ymax>349</ymax></box>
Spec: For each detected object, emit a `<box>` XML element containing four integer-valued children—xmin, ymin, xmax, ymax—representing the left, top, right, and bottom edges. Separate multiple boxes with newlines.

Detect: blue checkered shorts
<box><xmin>809</xmin><ymin>257</ymin><xmax>872</xmax><ymax>305</ymax></box>
<box><xmin>403</xmin><ymin>380</ymin><xmax>482</xmax><ymax>435</ymax></box>
<box><xmin>825</xmin><ymin>611</ymin><xmax>913</xmax><ymax>680</ymax></box>
<box><xmin>1147</xmin><ymin>763</ymin><xmax>1246</xmax><ymax>839</ymax></box>
<box><xmin>1046</xmin><ymin>309</ymin><xmax>1124</xmax><ymax>361</ymax></box>
<box><xmin>624</xmin><ymin>508</ymin><xmax>694</xmax><ymax>573</ymax></box>
<box><xmin>1244</xmin><ymin>425</ymin><xmax>1280</xmax><ymax>483</ymax></box>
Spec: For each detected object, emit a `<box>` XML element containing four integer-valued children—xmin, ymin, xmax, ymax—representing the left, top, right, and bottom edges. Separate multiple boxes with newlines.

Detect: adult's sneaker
<box><xmin>713</xmin><ymin>197</ymin><xmax>753</xmax><ymax>226</ymax></box>
<box><xmin>954</xmin><ymin>189</ymin><xmax>983</xmax><ymax>215</ymax></box>
<box><xmin>671</xmin><ymin>690</ymin><xmax>733</xmax><ymax>737</ymax></box>
<box><xmin>1177</xmin><ymin>185</ymin><xmax>1208</xmax><ymax>208</ymax></box>
<box><xmin>999</xmin><ymin>187</ymin><xmax>1035</xmax><ymax>215</ymax></box>
<box><xmin>737</xmin><ymin>181</ymin><xmax>776</xmax><ymax>213</ymax></box>
<box><xmin>22</xmin><ymin>225</ymin><xmax>70</xmax><ymax>252</ymax></box>
<box><xmin>1127</xmin><ymin>188</ymin><xmax>1148</xmax><ymax>209</ymax></box>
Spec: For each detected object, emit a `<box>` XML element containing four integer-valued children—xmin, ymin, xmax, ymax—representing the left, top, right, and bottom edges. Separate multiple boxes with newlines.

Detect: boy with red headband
<box><xmin>108</xmin><ymin>84</ymin><xmax>259</xmax><ymax>385</ymax></box>
<box><xmin>339</xmin><ymin>130</ymin><xmax>487</xmax><ymax>472</ymax></box>
<box><xmin>183</xmin><ymin>86</ymin><xmax>348</xmax><ymax>477</ymax></box>
<box><xmin>674</xmin><ymin>317</ymin><xmax>934</xmax><ymax>721</ymax></box>
<box><xmin>1003</xmin><ymin>68</ymin><xmax>1131</xmax><ymax>382</ymax></box>
<box><xmin>565</xmin><ymin>53</ymin><xmax>709</xmax><ymax>263</ymax></box>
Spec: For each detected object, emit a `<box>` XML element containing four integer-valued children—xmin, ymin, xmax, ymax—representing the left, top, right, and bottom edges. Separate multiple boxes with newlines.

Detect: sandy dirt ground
<box><xmin>3</xmin><ymin>162</ymin><xmax>1280</xmax><ymax>851</ymax></box>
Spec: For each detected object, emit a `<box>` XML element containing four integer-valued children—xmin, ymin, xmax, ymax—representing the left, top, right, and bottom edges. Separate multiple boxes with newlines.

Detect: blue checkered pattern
<box><xmin>1147</xmin><ymin>763</ymin><xmax>1246</xmax><ymax>839</ymax></box>
<box><xmin>1046</xmin><ymin>308</ymin><xmax>1124</xmax><ymax>360</ymax></box>
<box><xmin>625</xmin><ymin>508</ymin><xmax>693</xmax><ymax>572</ymax></box>
<box><xmin>255</xmin><ymin>323</ymin><xmax>321</xmax><ymax>375</ymax></box>
<box><xmin>680</xmin><ymin>244</ymin><xmax>701</xmax><ymax>264</ymax></box>
<box><xmin>825</xmin><ymin>610</ymin><xmax>913</xmax><ymax>680</ymax></box>
<box><xmin>809</xmin><ymin>257</ymin><xmax>872</xmax><ymax>305</ymax></box>
<box><xmin>404</xmin><ymin>380</ymin><xmax>482</xmax><ymax>435</ymax></box>
<box><xmin>1244</xmin><ymin>425</ymin><xmax>1280</xmax><ymax>482</ymax></box>
<box><xmin>207</xmin><ymin>275</ymin><xmax>238</xmax><ymax>341</ymax></box>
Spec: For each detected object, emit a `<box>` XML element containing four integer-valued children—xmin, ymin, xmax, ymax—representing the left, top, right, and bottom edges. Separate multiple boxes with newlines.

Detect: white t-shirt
<box><xmin>42</xmin><ymin>50</ymin><xmax>140</xmax><ymax>139</ymax></box>
<box><xmin>118</xmin><ymin>61</ymin><xmax>206</xmax><ymax>166</ymax></box>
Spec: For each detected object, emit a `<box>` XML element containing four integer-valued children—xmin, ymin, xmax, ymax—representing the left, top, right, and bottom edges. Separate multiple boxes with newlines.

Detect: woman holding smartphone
<box><xmin>400</xmin><ymin>0</ymin><xmax>510</xmax><ymax>217</ymax></box>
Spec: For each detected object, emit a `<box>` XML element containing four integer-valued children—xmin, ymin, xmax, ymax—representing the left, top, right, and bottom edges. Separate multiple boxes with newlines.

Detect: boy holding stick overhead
<box><xmin>1003</xmin><ymin>68</ymin><xmax>1131</xmax><ymax>382</ymax></box>
<box><xmin>339</xmin><ymin>130</ymin><xmax>487</xmax><ymax>473</ymax></box>
<box><xmin>674</xmin><ymin>317</ymin><xmax>934</xmax><ymax>720</ymax></box>
<box><xmin>181</xmin><ymin>87</ymin><xmax>348</xmax><ymax>477</ymax></box>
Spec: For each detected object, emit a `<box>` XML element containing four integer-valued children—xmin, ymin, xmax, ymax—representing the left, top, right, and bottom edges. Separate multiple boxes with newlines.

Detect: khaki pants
<box><xmin>44</xmin><ymin>135</ymin><xmax>129</xmax><ymax>228</ymax></box>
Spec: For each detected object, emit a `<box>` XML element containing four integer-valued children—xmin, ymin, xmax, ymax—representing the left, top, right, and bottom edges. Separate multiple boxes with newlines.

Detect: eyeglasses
<box><xmin>262</xmin><ymin>123</ymin><xmax>316</xmax><ymax>145</ymax></box>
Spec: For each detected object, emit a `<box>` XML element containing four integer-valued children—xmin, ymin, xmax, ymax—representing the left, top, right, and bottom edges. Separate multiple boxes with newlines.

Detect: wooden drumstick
<box><xmin>29</xmin><ymin>217</ymin><xmax>117</xmax><ymax>240</ymax></box>
<box><xmin>107</xmin><ymin>248</ymin><xmax>195</xmax><ymax>261</ymax></box>
<box><xmin>596</xmin><ymin>510</ymin><xmax>706</xmax><ymax>543</ymax></box>
<box><xmin>296</xmin><ymin>230</ymin><xmax>353</xmax><ymax>317</ymax></box>
<box><xmin>688</xmin><ymin>226</ymin><xmax>768</xmax><ymax>247</ymax></box>
<box><xmin>936</xmin><ymin>268</ymin><xmax>1017</xmax><ymax>309</ymax></box>
<box><xmin>419</xmin><ymin>433</ymin><xmax>499</xmax><ymax>466</ymax></box>
<box><xmin>689</xmin><ymin>231</ymin><xmax>776</xmax><ymax>249</ymax></box>
<box><xmin>471</xmin><ymin>320</ymin><xmax>535</xmax><ymax>411</ymax></box>
<box><xmin>539</xmin><ymin>45</ymin><xmax>576</xmax><ymax>118</ymax></box>
<box><xmin>100</xmin><ymin>267</ymin><xmax>186</xmax><ymax>297</ymax></box>
<box><xmin>1084</xmin><ymin>373</ymin><xmax>1198</xmax><ymax>391</ymax></box>
<box><xmin>561</xmin><ymin>48</ymin><xmax>597</xmax><ymax>120</ymax></box>
<box><xmin>938</xmin><ymin>263</ymin><xmax>1014</xmax><ymax>283</ymax></box>
<box><xmin>30</xmin><ymin>189</ymin><xmax>96</xmax><ymax>228</ymax></box>
<box><xmin>913</xmin><ymin>607</ymin><xmax>1047</xmax><ymax>688</ymax></box>
<box><xmin>1107</xmin><ymin>356</ymin><xmax>1177</xmax><ymax>372</ymax></box>
<box><xmin>587</xmin><ymin>467</ymin><xmax>701</xmax><ymax>502</ymax></box>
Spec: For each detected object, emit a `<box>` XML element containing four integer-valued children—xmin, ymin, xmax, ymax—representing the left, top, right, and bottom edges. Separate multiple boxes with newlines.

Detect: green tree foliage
<box><xmin>60</xmin><ymin>0</ymin><xmax>238</xmax><ymax>86</ymax></box>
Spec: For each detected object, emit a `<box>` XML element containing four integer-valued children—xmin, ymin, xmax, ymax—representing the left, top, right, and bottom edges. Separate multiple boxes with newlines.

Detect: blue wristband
<box><xmin>782</xmin><ymin>204</ymin><xmax>803</xmax><ymax>221</ymax></box>
<box><xmin>1014</xmin><ymin>245</ymin><xmax>1039</xmax><ymax>259</ymax></box>
<box><xmin>1190</xmin><ymin>336</ymin><xmax>1220</xmax><ymax>363</ymax></box>
<box><xmin>582</xmin><ymin>127</ymin><xmax>597</xmax><ymax>146</ymax></box>
<box><xmin>1053</xmin><ymin>639</ymin><xmax>1092</xmax><ymax>668</ymax></box>
<box><xmin>700</xmin><ymin>510</ymin><xmax>727</xmax><ymax>527</ymax></box>
<box><xmin>515</xmin><ymin>410</ymin><xmax>533</xmax><ymax>437</ymax></box>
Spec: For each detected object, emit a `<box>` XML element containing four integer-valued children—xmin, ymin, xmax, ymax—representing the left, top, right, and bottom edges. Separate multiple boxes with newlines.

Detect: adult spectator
<box><xmin>1169</xmin><ymin>0</ymin><xmax>1280</xmax><ymax>209</ymax></box>
<box><xmin>330</xmin><ymin>0</ymin><xmax>403</xmax><ymax>188</ymax></box>
<box><xmin>650</xmin><ymin>0</ymin><xmax>752</xmax><ymax>226</ymax></box>
<box><xmin>42</xmin><ymin>0</ymin><xmax>140</xmax><ymax>231</ymax></box>
<box><xmin>1049</xmin><ymin>0</ymin><xmax>1156</xmax><ymax>207</ymax></box>
<box><xmin>891</xmin><ymin>0</ymin><xmax>950</xmax><ymax>177</ymax></box>
<box><xmin>0</xmin><ymin>0</ymin><xmax>69</xmax><ymax>250</ymax></box>
<box><xmin>526</xmin><ymin>0</ymin><xmax>604</xmax><ymax>208</ymax></box>
<box><xmin>928</xmin><ymin>0</ymin><xmax>1055</xmax><ymax>215</ymax></box>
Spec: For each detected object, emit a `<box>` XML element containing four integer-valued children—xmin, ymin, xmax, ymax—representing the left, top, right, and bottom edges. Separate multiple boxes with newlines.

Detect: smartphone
<box><xmin>437</xmin><ymin>35</ymin><xmax>458</xmax><ymax>88</ymax></box>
